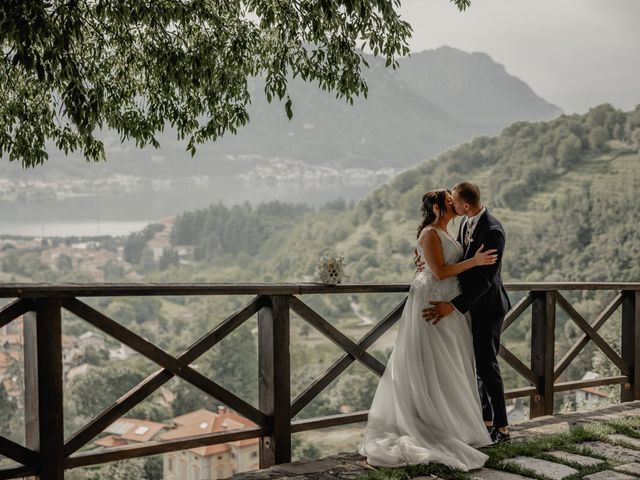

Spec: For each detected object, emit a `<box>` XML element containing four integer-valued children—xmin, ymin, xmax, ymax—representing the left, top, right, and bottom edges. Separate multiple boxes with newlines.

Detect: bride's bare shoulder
<box><xmin>418</xmin><ymin>227</ymin><xmax>439</xmax><ymax>243</ymax></box>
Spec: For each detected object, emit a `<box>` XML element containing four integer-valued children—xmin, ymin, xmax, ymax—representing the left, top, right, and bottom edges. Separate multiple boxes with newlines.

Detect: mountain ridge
<box><xmin>0</xmin><ymin>46</ymin><xmax>561</xmax><ymax>181</ymax></box>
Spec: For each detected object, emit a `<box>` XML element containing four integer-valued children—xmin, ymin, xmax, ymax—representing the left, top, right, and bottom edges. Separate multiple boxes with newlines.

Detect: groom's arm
<box><xmin>451</xmin><ymin>228</ymin><xmax>505</xmax><ymax>315</ymax></box>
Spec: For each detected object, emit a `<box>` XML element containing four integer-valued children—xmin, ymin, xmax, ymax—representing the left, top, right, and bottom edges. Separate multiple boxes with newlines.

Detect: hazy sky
<box><xmin>400</xmin><ymin>0</ymin><xmax>640</xmax><ymax>114</ymax></box>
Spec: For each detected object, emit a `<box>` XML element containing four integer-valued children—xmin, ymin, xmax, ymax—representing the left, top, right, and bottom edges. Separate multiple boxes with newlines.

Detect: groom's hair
<box><xmin>453</xmin><ymin>182</ymin><xmax>481</xmax><ymax>207</ymax></box>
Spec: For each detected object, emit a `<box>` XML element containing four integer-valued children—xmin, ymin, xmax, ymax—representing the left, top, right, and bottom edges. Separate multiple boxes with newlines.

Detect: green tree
<box><xmin>557</xmin><ymin>133</ymin><xmax>582</xmax><ymax>167</ymax></box>
<box><xmin>81</xmin><ymin>346</ymin><xmax>109</xmax><ymax>366</ymax></box>
<box><xmin>100</xmin><ymin>458</ymin><xmax>147</xmax><ymax>480</ymax></box>
<box><xmin>54</xmin><ymin>253</ymin><xmax>73</xmax><ymax>272</ymax></box>
<box><xmin>143</xmin><ymin>456</ymin><xmax>163</xmax><ymax>480</ymax></box>
<box><xmin>171</xmin><ymin>321</ymin><xmax>258</xmax><ymax>415</ymax></box>
<box><xmin>137</xmin><ymin>246</ymin><xmax>157</xmax><ymax>274</ymax></box>
<box><xmin>1</xmin><ymin>249</ymin><xmax>19</xmax><ymax>273</ymax></box>
<box><xmin>70</xmin><ymin>365</ymin><xmax>146</xmax><ymax>418</ymax></box>
<box><xmin>588</xmin><ymin>126</ymin><xmax>610</xmax><ymax>151</ymax></box>
<box><xmin>0</xmin><ymin>0</ymin><xmax>473</xmax><ymax>166</ymax></box>
<box><xmin>208</xmin><ymin>322</ymin><xmax>258</xmax><ymax>404</ymax></box>
<box><xmin>158</xmin><ymin>248</ymin><xmax>179</xmax><ymax>271</ymax></box>
<box><xmin>171</xmin><ymin>382</ymin><xmax>217</xmax><ymax>417</ymax></box>
<box><xmin>0</xmin><ymin>383</ymin><xmax>16</xmax><ymax>438</ymax></box>
<box><xmin>102</xmin><ymin>259</ymin><xmax>125</xmax><ymax>281</ymax></box>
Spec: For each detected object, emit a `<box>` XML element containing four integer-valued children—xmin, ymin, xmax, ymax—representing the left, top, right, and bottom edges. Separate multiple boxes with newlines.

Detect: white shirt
<box><xmin>464</xmin><ymin>206</ymin><xmax>486</xmax><ymax>246</ymax></box>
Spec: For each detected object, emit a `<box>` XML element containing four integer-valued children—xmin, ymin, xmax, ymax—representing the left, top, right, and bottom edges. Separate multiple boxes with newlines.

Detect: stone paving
<box><xmin>498</xmin><ymin>456</ymin><xmax>579</xmax><ymax>479</ymax></box>
<box><xmin>544</xmin><ymin>451</ymin><xmax>604</xmax><ymax>467</ymax></box>
<box><xmin>229</xmin><ymin>401</ymin><xmax>640</xmax><ymax>480</ymax></box>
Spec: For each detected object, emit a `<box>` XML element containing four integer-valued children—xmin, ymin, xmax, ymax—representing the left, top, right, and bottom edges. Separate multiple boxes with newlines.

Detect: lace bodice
<box><xmin>417</xmin><ymin>227</ymin><xmax>464</xmax><ymax>266</ymax></box>
<box><xmin>415</xmin><ymin>227</ymin><xmax>464</xmax><ymax>300</ymax></box>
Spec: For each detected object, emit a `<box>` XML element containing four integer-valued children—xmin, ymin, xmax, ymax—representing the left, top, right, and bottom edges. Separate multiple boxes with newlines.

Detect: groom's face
<box><xmin>451</xmin><ymin>189</ymin><xmax>467</xmax><ymax>216</ymax></box>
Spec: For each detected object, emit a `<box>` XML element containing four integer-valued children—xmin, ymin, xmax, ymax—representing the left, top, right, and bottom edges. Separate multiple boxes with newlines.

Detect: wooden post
<box><xmin>530</xmin><ymin>291</ymin><xmax>556</xmax><ymax>418</ymax></box>
<box><xmin>621</xmin><ymin>290</ymin><xmax>640</xmax><ymax>402</ymax></box>
<box><xmin>258</xmin><ymin>295</ymin><xmax>291</xmax><ymax>467</ymax></box>
<box><xmin>23</xmin><ymin>299</ymin><xmax>65</xmax><ymax>480</ymax></box>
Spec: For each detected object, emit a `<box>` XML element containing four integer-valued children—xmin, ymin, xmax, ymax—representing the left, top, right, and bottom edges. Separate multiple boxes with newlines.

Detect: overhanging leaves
<box><xmin>0</xmin><ymin>0</ymin><xmax>469</xmax><ymax>167</ymax></box>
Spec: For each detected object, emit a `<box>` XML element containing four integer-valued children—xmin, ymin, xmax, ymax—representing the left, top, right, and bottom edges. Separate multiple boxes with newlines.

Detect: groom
<box><xmin>421</xmin><ymin>182</ymin><xmax>512</xmax><ymax>444</ymax></box>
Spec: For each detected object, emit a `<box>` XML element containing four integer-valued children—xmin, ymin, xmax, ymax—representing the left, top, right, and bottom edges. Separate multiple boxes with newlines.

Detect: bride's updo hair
<box><xmin>417</xmin><ymin>189</ymin><xmax>450</xmax><ymax>238</ymax></box>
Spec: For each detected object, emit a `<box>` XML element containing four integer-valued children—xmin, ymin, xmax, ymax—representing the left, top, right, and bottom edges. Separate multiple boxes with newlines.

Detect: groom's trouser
<box><xmin>472</xmin><ymin>315</ymin><xmax>508</xmax><ymax>428</ymax></box>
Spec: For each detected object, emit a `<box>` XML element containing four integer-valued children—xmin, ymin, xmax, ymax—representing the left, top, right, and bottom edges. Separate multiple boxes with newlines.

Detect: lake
<box><xmin>0</xmin><ymin>174</ymin><xmax>386</xmax><ymax>237</ymax></box>
<box><xmin>0</xmin><ymin>220</ymin><xmax>151</xmax><ymax>238</ymax></box>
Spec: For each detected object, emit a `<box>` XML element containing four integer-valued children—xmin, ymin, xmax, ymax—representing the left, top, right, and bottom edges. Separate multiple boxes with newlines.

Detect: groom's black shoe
<box><xmin>493</xmin><ymin>429</ymin><xmax>511</xmax><ymax>445</ymax></box>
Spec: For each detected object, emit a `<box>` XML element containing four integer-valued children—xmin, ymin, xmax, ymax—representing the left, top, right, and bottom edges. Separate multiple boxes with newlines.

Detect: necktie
<box><xmin>465</xmin><ymin>219</ymin><xmax>474</xmax><ymax>246</ymax></box>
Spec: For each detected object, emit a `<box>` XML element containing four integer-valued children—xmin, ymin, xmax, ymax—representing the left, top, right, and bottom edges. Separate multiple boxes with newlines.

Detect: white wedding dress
<box><xmin>359</xmin><ymin>228</ymin><xmax>492</xmax><ymax>471</ymax></box>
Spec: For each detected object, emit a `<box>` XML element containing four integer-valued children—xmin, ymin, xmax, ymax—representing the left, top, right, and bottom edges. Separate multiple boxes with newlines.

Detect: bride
<box><xmin>359</xmin><ymin>189</ymin><xmax>497</xmax><ymax>471</ymax></box>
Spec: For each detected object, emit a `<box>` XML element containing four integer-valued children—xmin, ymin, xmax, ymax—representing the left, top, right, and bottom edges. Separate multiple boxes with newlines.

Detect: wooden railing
<box><xmin>0</xmin><ymin>282</ymin><xmax>638</xmax><ymax>479</ymax></box>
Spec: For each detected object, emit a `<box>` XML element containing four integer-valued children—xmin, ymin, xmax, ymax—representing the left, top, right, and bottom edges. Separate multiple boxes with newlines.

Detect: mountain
<box><xmin>8</xmin><ymin>46</ymin><xmax>562</xmax><ymax>176</ymax></box>
<box><xmin>393</xmin><ymin>46</ymin><xmax>561</xmax><ymax>126</ymax></box>
<box><xmin>0</xmin><ymin>47</ymin><xmax>561</xmax><ymax>224</ymax></box>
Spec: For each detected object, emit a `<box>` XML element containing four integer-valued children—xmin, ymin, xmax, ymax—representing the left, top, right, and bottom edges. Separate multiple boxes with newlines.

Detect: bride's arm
<box><xmin>419</xmin><ymin>229</ymin><xmax>497</xmax><ymax>280</ymax></box>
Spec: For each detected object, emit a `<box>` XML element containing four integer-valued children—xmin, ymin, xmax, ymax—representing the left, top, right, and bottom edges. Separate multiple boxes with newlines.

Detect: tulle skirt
<box><xmin>359</xmin><ymin>273</ymin><xmax>492</xmax><ymax>471</ymax></box>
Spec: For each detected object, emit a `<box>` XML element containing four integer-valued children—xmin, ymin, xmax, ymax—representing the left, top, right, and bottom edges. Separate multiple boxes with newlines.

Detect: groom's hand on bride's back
<box><xmin>414</xmin><ymin>248</ymin><xmax>425</xmax><ymax>272</ymax></box>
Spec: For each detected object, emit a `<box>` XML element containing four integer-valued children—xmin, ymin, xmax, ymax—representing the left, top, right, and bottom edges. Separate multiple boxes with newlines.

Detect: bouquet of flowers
<box><xmin>314</xmin><ymin>253</ymin><xmax>347</xmax><ymax>285</ymax></box>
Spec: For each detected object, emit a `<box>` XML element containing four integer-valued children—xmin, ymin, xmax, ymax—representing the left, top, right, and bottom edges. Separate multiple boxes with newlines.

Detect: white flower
<box><xmin>314</xmin><ymin>253</ymin><xmax>347</xmax><ymax>285</ymax></box>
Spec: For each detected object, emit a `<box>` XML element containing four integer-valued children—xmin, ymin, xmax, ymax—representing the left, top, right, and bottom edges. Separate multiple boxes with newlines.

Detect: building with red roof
<box><xmin>161</xmin><ymin>406</ymin><xmax>259</xmax><ymax>480</ymax></box>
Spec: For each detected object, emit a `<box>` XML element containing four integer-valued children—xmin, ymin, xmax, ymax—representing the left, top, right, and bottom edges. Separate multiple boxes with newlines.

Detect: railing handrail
<box><xmin>0</xmin><ymin>281</ymin><xmax>639</xmax><ymax>297</ymax></box>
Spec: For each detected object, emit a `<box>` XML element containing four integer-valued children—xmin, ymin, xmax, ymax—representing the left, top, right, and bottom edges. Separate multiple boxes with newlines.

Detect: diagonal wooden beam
<box><xmin>63</xmin><ymin>298</ymin><xmax>266</xmax><ymax>424</ymax></box>
<box><xmin>556</xmin><ymin>292</ymin><xmax>629</xmax><ymax>376</ymax></box>
<box><xmin>0</xmin><ymin>298</ymin><xmax>35</xmax><ymax>330</ymax></box>
<box><xmin>290</xmin><ymin>297</ymin><xmax>386</xmax><ymax>376</ymax></box>
<box><xmin>0</xmin><ymin>464</ymin><xmax>37</xmax><ymax>480</ymax></box>
<box><xmin>63</xmin><ymin>296</ymin><xmax>262</xmax><ymax>456</ymax></box>
<box><xmin>0</xmin><ymin>435</ymin><xmax>38</xmax><ymax>468</ymax></box>
<box><xmin>498</xmin><ymin>344</ymin><xmax>537</xmax><ymax>385</ymax></box>
<box><xmin>291</xmin><ymin>298</ymin><xmax>406</xmax><ymax>418</ymax></box>
<box><xmin>502</xmin><ymin>292</ymin><xmax>534</xmax><ymax>333</ymax></box>
<box><xmin>554</xmin><ymin>292</ymin><xmax>623</xmax><ymax>380</ymax></box>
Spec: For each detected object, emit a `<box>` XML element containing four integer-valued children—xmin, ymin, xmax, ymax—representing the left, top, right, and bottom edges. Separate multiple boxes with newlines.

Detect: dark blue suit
<box><xmin>452</xmin><ymin>208</ymin><xmax>511</xmax><ymax>428</ymax></box>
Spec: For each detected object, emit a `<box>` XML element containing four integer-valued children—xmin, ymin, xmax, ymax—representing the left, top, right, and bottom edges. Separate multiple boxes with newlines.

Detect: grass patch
<box><xmin>356</xmin><ymin>417</ymin><xmax>640</xmax><ymax>480</ymax></box>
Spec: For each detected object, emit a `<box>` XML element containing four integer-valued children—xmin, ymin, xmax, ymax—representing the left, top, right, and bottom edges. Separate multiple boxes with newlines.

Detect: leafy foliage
<box><xmin>0</xmin><ymin>0</ymin><xmax>480</xmax><ymax>166</ymax></box>
<box><xmin>123</xmin><ymin>223</ymin><xmax>164</xmax><ymax>264</ymax></box>
<box><xmin>69</xmin><ymin>364</ymin><xmax>147</xmax><ymax>418</ymax></box>
<box><xmin>171</xmin><ymin>201</ymin><xmax>310</xmax><ymax>259</ymax></box>
<box><xmin>0</xmin><ymin>383</ymin><xmax>16</xmax><ymax>438</ymax></box>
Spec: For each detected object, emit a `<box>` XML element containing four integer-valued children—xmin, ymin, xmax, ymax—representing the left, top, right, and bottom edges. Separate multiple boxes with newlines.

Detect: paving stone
<box><xmin>609</xmin><ymin>434</ymin><xmax>640</xmax><ymax>449</ymax></box>
<box><xmin>233</xmin><ymin>473</ymin><xmax>272</xmax><ymax>480</ymax></box>
<box><xmin>580</xmin><ymin>441</ymin><xmax>640</xmax><ymax>463</ymax></box>
<box><xmin>515</xmin><ymin>422</ymin><xmax>571</xmax><ymax>438</ymax></box>
<box><xmin>582</xmin><ymin>471</ymin><xmax>637</xmax><ymax>480</ymax></box>
<box><xmin>499</xmin><ymin>456</ymin><xmax>578</xmax><ymax>480</ymax></box>
<box><xmin>615</xmin><ymin>463</ymin><xmax>640</xmax><ymax>476</ymax></box>
<box><xmin>464</xmin><ymin>468</ymin><xmax>535</xmax><ymax>480</ymax></box>
<box><xmin>274</xmin><ymin>459</ymin><xmax>345</xmax><ymax>475</ymax></box>
<box><xmin>545</xmin><ymin>450</ymin><xmax>605</xmax><ymax>467</ymax></box>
